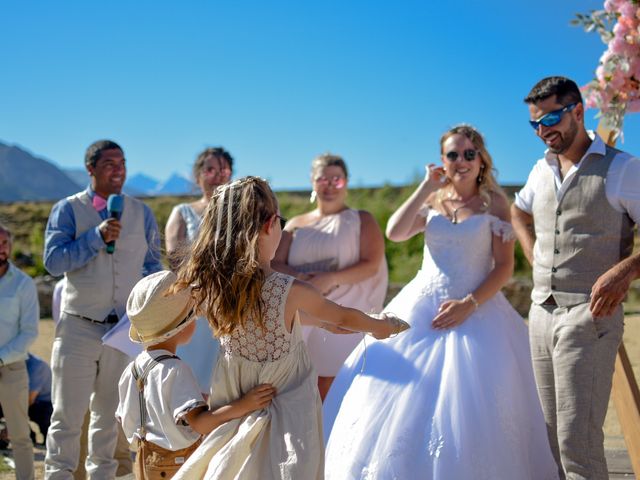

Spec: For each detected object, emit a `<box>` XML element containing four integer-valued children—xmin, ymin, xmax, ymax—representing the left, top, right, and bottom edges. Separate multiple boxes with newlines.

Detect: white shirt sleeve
<box><xmin>52</xmin><ymin>279</ymin><xmax>64</xmax><ymax>324</ymax></box>
<box><xmin>513</xmin><ymin>161</ymin><xmax>542</xmax><ymax>214</ymax></box>
<box><xmin>607</xmin><ymin>154</ymin><xmax>640</xmax><ymax>224</ymax></box>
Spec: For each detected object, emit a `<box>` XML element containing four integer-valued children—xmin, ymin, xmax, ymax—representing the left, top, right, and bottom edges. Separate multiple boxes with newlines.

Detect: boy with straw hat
<box><xmin>116</xmin><ymin>271</ymin><xmax>275</xmax><ymax>480</ymax></box>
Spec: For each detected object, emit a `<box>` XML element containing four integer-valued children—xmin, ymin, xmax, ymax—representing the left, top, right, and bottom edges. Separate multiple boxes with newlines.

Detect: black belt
<box><xmin>70</xmin><ymin>313</ymin><xmax>120</xmax><ymax>324</ymax></box>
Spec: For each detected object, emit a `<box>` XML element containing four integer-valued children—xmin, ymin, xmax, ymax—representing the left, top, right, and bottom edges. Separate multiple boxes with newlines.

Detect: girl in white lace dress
<box><xmin>171</xmin><ymin>176</ymin><xmax>407</xmax><ymax>480</ymax></box>
<box><xmin>323</xmin><ymin>125</ymin><xmax>558</xmax><ymax>479</ymax></box>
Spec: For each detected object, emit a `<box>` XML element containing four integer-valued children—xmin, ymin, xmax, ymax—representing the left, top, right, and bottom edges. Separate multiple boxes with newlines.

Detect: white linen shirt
<box><xmin>514</xmin><ymin>131</ymin><xmax>640</xmax><ymax>224</ymax></box>
<box><xmin>117</xmin><ymin>349</ymin><xmax>206</xmax><ymax>451</ymax></box>
<box><xmin>0</xmin><ymin>262</ymin><xmax>39</xmax><ymax>365</ymax></box>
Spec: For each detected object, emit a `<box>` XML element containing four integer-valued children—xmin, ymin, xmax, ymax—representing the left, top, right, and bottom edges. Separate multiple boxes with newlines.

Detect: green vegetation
<box><xmin>0</xmin><ymin>185</ymin><xmax>531</xmax><ymax>283</ymax></box>
<box><xmin>0</xmin><ymin>459</ymin><xmax>12</xmax><ymax>474</ymax></box>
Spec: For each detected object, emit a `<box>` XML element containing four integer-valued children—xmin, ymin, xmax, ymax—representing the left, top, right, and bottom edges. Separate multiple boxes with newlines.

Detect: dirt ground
<box><xmin>2</xmin><ymin>315</ymin><xmax>640</xmax><ymax>479</ymax></box>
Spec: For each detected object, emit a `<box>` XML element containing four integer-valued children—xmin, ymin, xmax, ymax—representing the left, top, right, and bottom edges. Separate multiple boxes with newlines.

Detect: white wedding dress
<box><xmin>323</xmin><ymin>209</ymin><xmax>559</xmax><ymax>480</ymax></box>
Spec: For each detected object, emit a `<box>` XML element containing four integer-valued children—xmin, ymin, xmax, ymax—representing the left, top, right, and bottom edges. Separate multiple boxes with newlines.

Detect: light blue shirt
<box><xmin>0</xmin><ymin>262</ymin><xmax>39</xmax><ymax>365</ymax></box>
<box><xmin>43</xmin><ymin>187</ymin><xmax>162</xmax><ymax>277</ymax></box>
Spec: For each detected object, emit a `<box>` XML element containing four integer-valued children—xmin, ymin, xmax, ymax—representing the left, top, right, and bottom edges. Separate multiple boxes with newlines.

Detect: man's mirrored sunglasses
<box><xmin>529</xmin><ymin>103</ymin><xmax>577</xmax><ymax>130</ymax></box>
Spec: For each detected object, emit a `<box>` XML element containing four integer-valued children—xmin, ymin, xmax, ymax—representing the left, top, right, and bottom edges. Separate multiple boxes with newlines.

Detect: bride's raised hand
<box><xmin>425</xmin><ymin>163</ymin><xmax>447</xmax><ymax>188</ymax></box>
<box><xmin>431</xmin><ymin>298</ymin><xmax>476</xmax><ymax>330</ymax></box>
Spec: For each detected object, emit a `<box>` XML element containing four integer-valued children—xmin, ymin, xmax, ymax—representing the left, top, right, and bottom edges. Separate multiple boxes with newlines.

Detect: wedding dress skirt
<box><xmin>323</xmin><ymin>211</ymin><xmax>558</xmax><ymax>480</ymax></box>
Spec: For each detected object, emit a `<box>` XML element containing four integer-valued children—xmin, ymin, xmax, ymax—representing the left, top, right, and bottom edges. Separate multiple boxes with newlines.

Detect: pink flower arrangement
<box><xmin>575</xmin><ymin>0</ymin><xmax>640</xmax><ymax>138</ymax></box>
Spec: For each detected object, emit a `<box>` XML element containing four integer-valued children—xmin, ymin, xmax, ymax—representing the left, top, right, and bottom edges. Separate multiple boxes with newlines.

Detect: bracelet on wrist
<box><xmin>464</xmin><ymin>293</ymin><xmax>479</xmax><ymax>310</ymax></box>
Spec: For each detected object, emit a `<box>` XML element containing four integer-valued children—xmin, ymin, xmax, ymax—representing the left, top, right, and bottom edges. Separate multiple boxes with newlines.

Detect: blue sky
<box><xmin>2</xmin><ymin>1</ymin><xmax>639</xmax><ymax>190</ymax></box>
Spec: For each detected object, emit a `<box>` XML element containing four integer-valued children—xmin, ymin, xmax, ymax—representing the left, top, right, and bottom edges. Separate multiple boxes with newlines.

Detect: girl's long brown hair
<box><xmin>173</xmin><ymin>176</ymin><xmax>278</xmax><ymax>335</ymax></box>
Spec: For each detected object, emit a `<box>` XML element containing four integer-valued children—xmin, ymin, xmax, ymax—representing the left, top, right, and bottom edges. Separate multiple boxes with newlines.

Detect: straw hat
<box><xmin>127</xmin><ymin>270</ymin><xmax>195</xmax><ymax>346</ymax></box>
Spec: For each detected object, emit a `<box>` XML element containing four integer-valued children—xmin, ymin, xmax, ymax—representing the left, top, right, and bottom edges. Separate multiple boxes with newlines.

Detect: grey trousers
<box><xmin>45</xmin><ymin>313</ymin><xmax>129</xmax><ymax>480</ymax></box>
<box><xmin>529</xmin><ymin>302</ymin><xmax>623</xmax><ymax>480</ymax></box>
<box><xmin>0</xmin><ymin>360</ymin><xmax>34</xmax><ymax>480</ymax></box>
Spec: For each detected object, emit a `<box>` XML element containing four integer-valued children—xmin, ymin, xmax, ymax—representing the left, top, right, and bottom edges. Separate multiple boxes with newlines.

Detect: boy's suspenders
<box><xmin>131</xmin><ymin>354</ymin><xmax>179</xmax><ymax>440</ymax></box>
<box><xmin>131</xmin><ymin>354</ymin><xmax>204</xmax><ymax>479</ymax></box>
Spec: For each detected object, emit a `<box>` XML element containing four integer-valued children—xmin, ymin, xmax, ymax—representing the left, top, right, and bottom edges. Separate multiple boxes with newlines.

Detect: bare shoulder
<box><xmin>357</xmin><ymin>209</ymin><xmax>377</xmax><ymax>225</ymax></box>
<box><xmin>488</xmin><ymin>191</ymin><xmax>511</xmax><ymax>222</ymax></box>
<box><xmin>358</xmin><ymin>210</ymin><xmax>384</xmax><ymax>239</ymax></box>
<box><xmin>289</xmin><ymin>278</ymin><xmax>316</xmax><ymax>301</ymax></box>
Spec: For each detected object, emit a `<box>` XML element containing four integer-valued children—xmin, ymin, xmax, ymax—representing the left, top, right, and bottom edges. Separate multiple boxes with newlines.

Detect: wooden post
<box><xmin>611</xmin><ymin>344</ymin><xmax>640</xmax><ymax>474</ymax></box>
<box><xmin>598</xmin><ymin>121</ymin><xmax>640</xmax><ymax>475</ymax></box>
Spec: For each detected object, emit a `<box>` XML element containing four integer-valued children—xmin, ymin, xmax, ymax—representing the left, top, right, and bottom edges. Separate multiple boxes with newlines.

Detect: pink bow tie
<box><xmin>92</xmin><ymin>195</ymin><xmax>107</xmax><ymax>212</ymax></box>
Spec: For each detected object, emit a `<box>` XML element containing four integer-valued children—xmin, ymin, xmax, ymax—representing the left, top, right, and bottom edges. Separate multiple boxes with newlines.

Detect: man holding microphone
<box><xmin>43</xmin><ymin>140</ymin><xmax>162</xmax><ymax>479</ymax></box>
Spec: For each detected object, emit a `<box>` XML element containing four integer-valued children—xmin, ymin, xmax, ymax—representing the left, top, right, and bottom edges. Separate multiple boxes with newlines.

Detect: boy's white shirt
<box><xmin>116</xmin><ymin>349</ymin><xmax>206</xmax><ymax>451</ymax></box>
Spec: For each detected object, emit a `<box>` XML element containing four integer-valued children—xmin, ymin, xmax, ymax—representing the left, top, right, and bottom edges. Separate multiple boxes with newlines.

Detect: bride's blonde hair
<box><xmin>438</xmin><ymin>124</ymin><xmax>507</xmax><ymax>207</ymax></box>
<box><xmin>173</xmin><ymin>176</ymin><xmax>278</xmax><ymax>335</ymax></box>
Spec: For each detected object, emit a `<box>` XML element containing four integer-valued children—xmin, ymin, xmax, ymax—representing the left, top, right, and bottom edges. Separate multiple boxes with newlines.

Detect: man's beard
<box><xmin>548</xmin><ymin>118</ymin><xmax>579</xmax><ymax>155</ymax></box>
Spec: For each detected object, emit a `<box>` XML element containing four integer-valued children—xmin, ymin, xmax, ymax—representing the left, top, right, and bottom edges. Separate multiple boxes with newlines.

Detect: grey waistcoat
<box><xmin>531</xmin><ymin>145</ymin><xmax>634</xmax><ymax>307</ymax></box>
<box><xmin>62</xmin><ymin>191</ymin><xmax>148</xmax><ymax>321</ymax></box>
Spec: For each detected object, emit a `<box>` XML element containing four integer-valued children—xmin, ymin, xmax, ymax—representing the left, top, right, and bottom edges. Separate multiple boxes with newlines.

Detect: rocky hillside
<box><xmin>0</xmin><ymin>141</ymin><xmax>196</xmax><ymax>201</ymax></box>
<box><xmin>0</xmin><ymin>142</ymin><xmax>82</xmax><ymax>202</ymax></box>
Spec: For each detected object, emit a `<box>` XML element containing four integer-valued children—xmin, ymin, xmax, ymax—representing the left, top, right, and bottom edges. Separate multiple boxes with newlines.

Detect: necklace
<box><xmin>446</xmin><ymin>191</ymin><xmax>478</xmax><ymax>224</ymax></box>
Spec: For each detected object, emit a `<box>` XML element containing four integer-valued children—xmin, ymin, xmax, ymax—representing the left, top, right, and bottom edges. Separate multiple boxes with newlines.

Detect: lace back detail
<box><xmin>490</xmin><ymin>217</ymin><xmax>515</xmax><ymax>242</ymax></box>
<box><xmin>220</xmin><ymin>273</ymin><xmax>294</xmax><ymax>362</ymax></box>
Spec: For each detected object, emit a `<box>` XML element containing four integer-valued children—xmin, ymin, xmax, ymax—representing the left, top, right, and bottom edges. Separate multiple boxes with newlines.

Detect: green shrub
<box><xmin>0</xmin><ymin>185</ymin><xmax>555</xmax><ymax>284</ymax></box>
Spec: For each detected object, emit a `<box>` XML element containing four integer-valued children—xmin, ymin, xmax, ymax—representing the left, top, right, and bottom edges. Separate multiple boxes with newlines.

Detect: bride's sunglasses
<box><xmin>445</xmin><ymin>149</ymin><xmax>478</xmax><ymax>162</ymax></box>
<box><xmin>529</xmin><ymin>103</ymin><xmax>577</xmax><ymax>130</ymax></box>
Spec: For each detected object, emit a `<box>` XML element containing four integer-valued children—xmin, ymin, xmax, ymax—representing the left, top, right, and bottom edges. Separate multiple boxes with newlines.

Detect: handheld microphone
<box><xmin>106</xmin><ymin>194</ymin><xmax>124</xmax><ymax>254</ymax></box>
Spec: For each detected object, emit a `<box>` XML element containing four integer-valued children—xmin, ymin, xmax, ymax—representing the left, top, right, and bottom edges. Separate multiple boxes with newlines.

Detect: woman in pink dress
<box><xmin>273</xmin><ymin>153</ymin><xmax>388</xmax><ymax>400</ymax></box>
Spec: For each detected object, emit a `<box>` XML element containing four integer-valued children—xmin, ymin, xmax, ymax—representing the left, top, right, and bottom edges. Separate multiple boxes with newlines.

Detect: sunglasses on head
<box><xmin>314</xmin><ymin>175</ymin><xmax>346</xmax><ymax>189</ymax></box>
<box><xmin>445</xmin><ymin>149</ymin><xmax>478</xmax><ymax>162</ymax></box>
<box><xmin>529</xmin><ymin>103</ymin><xmax>577</xmax><ymax>130</ymax></box>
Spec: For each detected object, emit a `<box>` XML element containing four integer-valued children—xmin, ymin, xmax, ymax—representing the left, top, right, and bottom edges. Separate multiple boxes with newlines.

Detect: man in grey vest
<box><xmin>512</xmin><ymin>76</ymin><xmax>640</xmax><ymax>479</ymax></box>
<box><xmin>43</xmin><ymin>140</ymin><xmax>162</xmax><ymax>479</ymax></box>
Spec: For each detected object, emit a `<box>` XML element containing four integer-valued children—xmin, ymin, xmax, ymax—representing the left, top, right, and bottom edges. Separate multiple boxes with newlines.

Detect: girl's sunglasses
<box><xmin>275</xmin><ymin>214</ymin><xmax>287</xmax><ymax>229</ymax></box>
<box><xmin>445</xmin><ymin>149</ymin><xmax>478</xmax><ymax>162</ymax></box>
<box><xmin>314</xmin><ymin>176</ymin><xmax>346</xmax><ymax>189</ymax></box>
<box><xmin>529</xmin><ymin>103</ymin><xmax>577</xmax><ymax>130</ymax></box>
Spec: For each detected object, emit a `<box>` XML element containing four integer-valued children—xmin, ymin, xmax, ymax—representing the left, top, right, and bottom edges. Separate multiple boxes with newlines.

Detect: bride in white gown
<box><xmin>323</xmin><ymin>125</ymin><xmax>558</xmax><ymax>480</ymax></box>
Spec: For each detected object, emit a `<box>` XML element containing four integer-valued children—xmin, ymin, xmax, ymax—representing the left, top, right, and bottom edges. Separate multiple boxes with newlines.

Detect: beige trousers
<box><xmin>45</xmin><ymin>313</ymin><xmax>129</xmax><ymax>480</ymax></box>
<box><xmin>0</xmin><ymin>360</ymin><xmax>34</xmax><ymax>480</ymax></box>
<box><xmin>73</xmin><ymin>412</ymin><xmax>132</xmax><ymax>480</ymax></box>
<box><xmin>529</xmin><ymin>302</ymin><xmax>623</xmax><ymax>480</ymax></box>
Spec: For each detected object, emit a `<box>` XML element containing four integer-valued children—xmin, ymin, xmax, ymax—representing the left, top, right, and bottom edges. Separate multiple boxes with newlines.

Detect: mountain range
<box><xmin>0</xmin><ymin>141</ymin><xmax>196</xmax><ymax>202</ymax></box>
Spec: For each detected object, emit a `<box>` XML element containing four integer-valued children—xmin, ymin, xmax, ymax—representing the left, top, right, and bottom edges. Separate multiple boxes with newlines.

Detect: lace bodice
<box><xmin>219</xmin><ymin>272</ymin><xmax>295</xmax><ymax>363</ymax></box>
<box><xmin>416</xmin><ymin>209</ymin><xmax>515</xmax><ymax>300</ymax></box>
